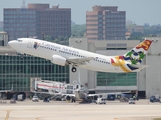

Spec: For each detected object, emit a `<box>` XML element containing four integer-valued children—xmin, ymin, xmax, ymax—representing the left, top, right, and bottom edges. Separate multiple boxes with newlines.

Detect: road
<box><xmin>0</xmin><ymin>99</ymin><xmax>161</xmax><ymax>120</ymax></box>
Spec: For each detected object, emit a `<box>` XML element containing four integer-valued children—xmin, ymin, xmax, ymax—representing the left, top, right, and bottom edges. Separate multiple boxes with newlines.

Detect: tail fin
<box><xmin>124</xmin><ymin>39</ymin><xmax>153</xmax><ymax>65</ymax></box>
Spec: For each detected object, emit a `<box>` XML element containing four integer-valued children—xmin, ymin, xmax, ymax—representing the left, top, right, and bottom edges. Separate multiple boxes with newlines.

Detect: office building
<box><xmin>0</xmin><ymin>21</ymin><xmax>3</xmax><ymax>29</ymax></box>
<box><xmin>86</xmin><ymin>6</ymin><xmax>126</xmax><ymax>40</ymax></box>
<box><xmin>3</xmin><ymin>4</ymin><xmax>71</xmax><ymax>41</ymax></box>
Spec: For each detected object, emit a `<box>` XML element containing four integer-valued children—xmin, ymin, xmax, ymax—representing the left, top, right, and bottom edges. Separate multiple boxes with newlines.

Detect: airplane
<box><xmin>8</xmin><ymin>38</ymin><xmax>153</xmax><ymax>73</ymax></box>
<box><xmin>0</xmin><ymin>85</ymin><xmax>13</xmax><ymax>99</ymax></box>
<box><xmin>0</xmin><ymin>85</ymin><xmax>13</xmax><ymax>93</ymax></box>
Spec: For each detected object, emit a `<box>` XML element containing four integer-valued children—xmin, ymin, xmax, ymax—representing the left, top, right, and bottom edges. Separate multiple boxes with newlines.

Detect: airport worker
<box><xmin>133</xmin><ymin>95</ymin><xmax>136</xmax><ymax>100</ymax></box>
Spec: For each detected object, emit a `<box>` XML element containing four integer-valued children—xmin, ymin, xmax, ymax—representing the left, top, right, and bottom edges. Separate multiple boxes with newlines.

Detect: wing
<box><xmin>88</xmin><ymin>94</ymin><xmax>99</xmax><ymax>97</ymax></box>
<box><xmin>0</xmin><ymin>90</ymin><xmax>11</xmax><ymax>93</ymax></box>
<box><xmin>67</xmin><ymin>57</ymin><xmax>94</xmax><ymax>66</ymax></box>
<box><xmin>0</xmin><ymin>85</ymin><xmax>13</xmax><ymax>93</ymax></box>
<box><xmin>62</xmin><ymin>94</ymin><xmax>75</xmax><ymax>97</ymax></box>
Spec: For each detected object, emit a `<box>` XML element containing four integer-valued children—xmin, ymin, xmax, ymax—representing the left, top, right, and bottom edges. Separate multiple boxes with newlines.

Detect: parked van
<box><xmin>17</xmin><ymin>94</ymin><xmax>24</xmax><ymax>101</ymax></box>
<box><xmin>96</xmin><ymin>97</ymin><xmax>106</xmax><ymax>104</ymax></box>
<box><xmin>107</xmin><ymin>94</ymin><xmax>115</xmax><ymax>101</ymax></box>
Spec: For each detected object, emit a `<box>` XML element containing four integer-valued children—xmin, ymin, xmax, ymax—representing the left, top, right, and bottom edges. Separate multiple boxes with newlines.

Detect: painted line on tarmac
<box><xmin>5</xmin><ymin>110</ymin><xmax>10</xmax><ymax>120</ymax></box>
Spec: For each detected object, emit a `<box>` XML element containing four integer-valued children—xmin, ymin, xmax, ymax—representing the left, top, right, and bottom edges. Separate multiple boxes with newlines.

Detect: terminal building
<box><xmin>0</xmin><ymin>33</ymin><xmax>69</xmax><ymax>93</ymax></box>
<box><xmin>69</xmin><ymin>37</ymin><xmax>161</xmax><ymax>98</ymax></box>
<box><xmin>0</xmin><ymin>32</ymin><xmax>161</xmax><ymax>98</ymax></box>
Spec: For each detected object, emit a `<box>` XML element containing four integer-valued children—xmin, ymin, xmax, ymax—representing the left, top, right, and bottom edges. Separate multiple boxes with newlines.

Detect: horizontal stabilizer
<box><xmin>129</xmin><ymin>64</ymin><xmax>149</xmax><ymax>68</ymax></box>
<box><xmin>127</xmin><ymin>64</ymin><xmax>149</xmax><ymax>72</ymax></box>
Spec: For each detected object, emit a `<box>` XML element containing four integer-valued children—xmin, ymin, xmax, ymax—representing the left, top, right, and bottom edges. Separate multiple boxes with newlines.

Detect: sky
<box><xmin>0</xmin><ymin>0</ymin><xmax>161</xmax><ymax>25</ymax></box>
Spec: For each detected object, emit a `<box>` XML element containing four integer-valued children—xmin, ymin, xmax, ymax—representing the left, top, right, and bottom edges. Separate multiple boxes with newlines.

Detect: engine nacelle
<box><xmin>51</xmin><ymin>55</ymin><xmax>67</xmax><ymax>66</ymax></box>
<box><xmin>66</xmin><ymin>96</ymin><xmax>71</xmax><ymax>101</ymax></box>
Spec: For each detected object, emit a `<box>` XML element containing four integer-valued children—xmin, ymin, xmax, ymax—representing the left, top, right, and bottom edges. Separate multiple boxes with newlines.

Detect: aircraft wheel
<box><xmin>71</xmin><ymin>67</ymin><xmax>77</xmax><ymax>72</ymax></box>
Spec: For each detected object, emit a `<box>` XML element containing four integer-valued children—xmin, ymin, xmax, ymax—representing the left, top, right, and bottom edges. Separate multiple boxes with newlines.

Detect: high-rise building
<box><xmin>0</xmin><ymin>21</ymin><xmax>3</xmax><ymax>29</ymax></box>
<box><xmin>4</xmin><ymin>4</ymin><xmax>71</xmax><ymax>41</ymax></box>
<box><xmin>86</xmin><ymin>6</ymin><xmax>126</xmax><ymax>40</ymax></box>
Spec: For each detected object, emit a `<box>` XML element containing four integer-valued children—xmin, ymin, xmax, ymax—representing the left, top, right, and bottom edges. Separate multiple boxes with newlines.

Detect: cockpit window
<box><xmin>17</xmin><ymin>39</ymin><xmax>23</xmax><ymax>42</ymax></box>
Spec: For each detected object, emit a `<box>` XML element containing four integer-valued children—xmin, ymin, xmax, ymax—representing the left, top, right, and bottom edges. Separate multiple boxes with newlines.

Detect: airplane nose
<box><xmin>8</xmin><ymin>41</ymin><xmax>13</xmax><ymax>47</ymax></box>
<box><xmin>8</xmin><ymin>40</ymin><xmax>17</xmax><ymax>48</ymax></box>
<box><xmin>8</xmin><ymin>41</ymin><xmax>12</xmax><ymax>46</ymax></box>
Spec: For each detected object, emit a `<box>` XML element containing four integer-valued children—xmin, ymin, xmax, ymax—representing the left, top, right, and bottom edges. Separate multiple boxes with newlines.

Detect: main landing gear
<box><xmin>71</xmin><ymin>66</ymin><xmax>77</xmax><ymax>72</ymax></box>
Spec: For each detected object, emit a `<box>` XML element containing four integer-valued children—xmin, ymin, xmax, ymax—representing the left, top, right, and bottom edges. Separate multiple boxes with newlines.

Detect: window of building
<box><xmin>0</xmin><ymin>55</ymin><xmax>69</xmax><ymax>91</ymax></box>
<box><xmin>97</xmin><ymin>72</ymin><xmax>137</xmax><ymax>86</ymax></box>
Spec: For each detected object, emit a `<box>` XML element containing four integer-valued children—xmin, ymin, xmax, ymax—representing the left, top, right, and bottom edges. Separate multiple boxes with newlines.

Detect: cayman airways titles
<box><xmin>34</xmin><ymin>41</ymin><xmax>110</xmax><ymax>65</ymax></box>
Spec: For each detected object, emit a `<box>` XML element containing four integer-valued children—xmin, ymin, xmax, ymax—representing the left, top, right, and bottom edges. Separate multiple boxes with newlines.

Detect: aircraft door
<box><xmin>114</xmin><ymin>66</ymin><xmax>119</xmax><ymax>70</ymax></box>
<box><xmin>19</xmin><ymin>41</ymin><xmax>21</xmax><ymax>47</ymax></box>
<box><xmin>27</xmin><ymin>40</ymin><xmax>33</xmax><ymax>54</ymax></box>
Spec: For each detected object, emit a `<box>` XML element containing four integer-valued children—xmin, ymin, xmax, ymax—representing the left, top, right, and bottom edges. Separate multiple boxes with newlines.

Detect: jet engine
<box><xmin>65</xmin><ymin>96</ymin><xmax>76</xmax><ymax>102</ymax></box>
<box><xmin>51</xmin><ymin>55</ymin><xmax>67</xmax><ymax>66</ymax></box>
<box><xmin>65</xmin><ymin>95</ymin><xmax>71</xmax><ymax>101</ymax></box>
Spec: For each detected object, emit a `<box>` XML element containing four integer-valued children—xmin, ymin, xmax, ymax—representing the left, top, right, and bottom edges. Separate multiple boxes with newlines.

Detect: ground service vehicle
<box><xmin>150</xmin><ymin>95</ymin><xmax>161</xmax><ymax>103</ymax></box>
<box><xmin>107</xmin><ymin>94</ymin><xmax>115</xmax><ymax>101</ymax></box>
<box><xmin>17</xmin><ymin>94</ymin><xmax>24</xmax><ymax>101</ymax></box>
<box><xmin>32</xmin><ymin>96</ymin><xmax>39</xmax><ymax>102</ymax></box>
<box><xmin>43</xmin><ymin>97</ymin><xmax>50</xmax><ymax>102</ymax></box>
<box><xmin>10</xmin><ymin>98</ymin><xmax>16</xmax><ymax>103</ymax></box>
<box><xmin>96</xmin><ymin>98</ymin><xmax>106</xmax><ymax>104</ymax></box>
<box><xmin>129</xmin><ymin>98</ymin><xmax>135</xmax><ymax>104</ymax></box>
<box><xmin>120</xmin><ymin>97</ymin><xmax>129</xmax><ymax>102</ymax></box>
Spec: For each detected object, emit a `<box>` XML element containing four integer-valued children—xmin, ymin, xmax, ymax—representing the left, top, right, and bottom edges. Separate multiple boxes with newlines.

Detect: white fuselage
<box><xmin>8</xmin><ymin>38</ymin><xmax>131</xmax><ymax>73</ymax></box>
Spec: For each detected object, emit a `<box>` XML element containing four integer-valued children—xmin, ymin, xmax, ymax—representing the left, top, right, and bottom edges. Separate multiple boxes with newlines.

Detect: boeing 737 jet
<box><xmin>8</xmin><ymin>38</ymin><xmax>152</xmax><ymax>73</ymax></box>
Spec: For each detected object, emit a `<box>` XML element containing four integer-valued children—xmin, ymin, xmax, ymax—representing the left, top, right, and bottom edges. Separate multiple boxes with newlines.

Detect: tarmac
<box><xmin>0</xmin><ymin>99</ymin><xmax>161</xmax><ymax>120</ymax></box>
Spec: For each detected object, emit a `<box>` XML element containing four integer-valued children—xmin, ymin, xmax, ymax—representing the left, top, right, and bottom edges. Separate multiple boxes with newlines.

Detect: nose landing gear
<box><xmin>71</xmin><ymin>67</ymin><xmax>77</xmax><ymax>72</ymax></box>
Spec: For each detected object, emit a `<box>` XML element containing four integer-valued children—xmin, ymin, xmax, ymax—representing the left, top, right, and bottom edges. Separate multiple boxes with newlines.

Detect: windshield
<box><xmin>17</xmin><ymin>39</ymin><xmax>23</xmax><ymax>42</ymax></box>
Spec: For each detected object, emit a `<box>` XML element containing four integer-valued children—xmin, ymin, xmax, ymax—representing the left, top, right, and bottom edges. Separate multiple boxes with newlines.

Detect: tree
<box><xmin>71</xmin><ymin>24</ymin><xmax>86</xmax><ymax>37</ymax></box>
<box><xmin>44</xmin><ymin>35</ymin><xmax>53</xmax><ymax>41</ymax></box>
<box><xmin>128</xmin><ymin>24</ymin><xmax>161</xmax><ymax>40</ymax></box>
<box><xmin>129</xmin><ymin>32</ymin><xmax>144</xmax><ymax>40</ymax></box>
<box><xmin>54</xmin><ymin>36</ymin><xmax>70</xmax><ymax>45</ymax></box>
